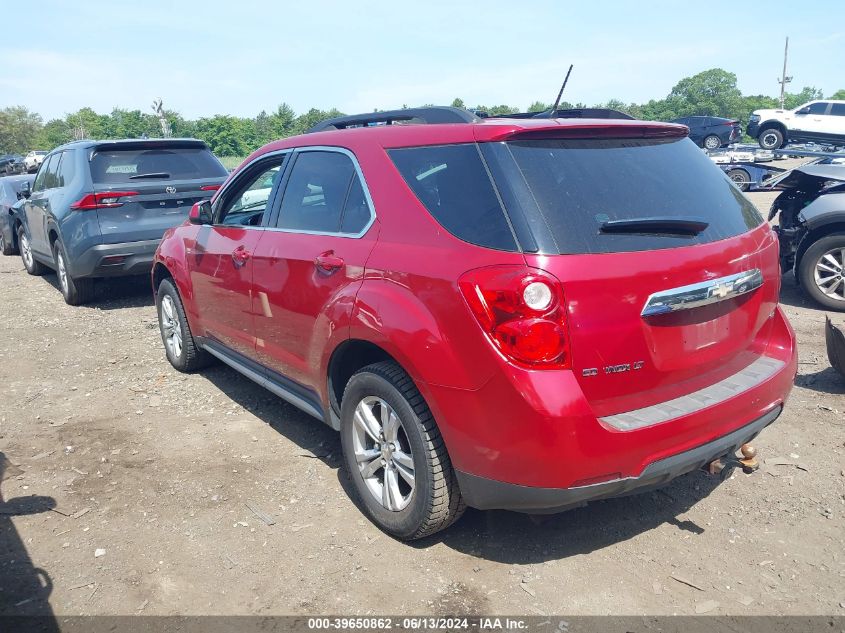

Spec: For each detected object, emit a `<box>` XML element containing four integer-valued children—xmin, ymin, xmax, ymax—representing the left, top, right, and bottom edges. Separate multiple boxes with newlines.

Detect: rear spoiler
<box><xmin>482</xmin><ymin>122</ymin><xmax>689</xmax><ymax>143</ymax></box>
<box><xmin>90</xmin><ymin>139</ymin><xmax>209</xmax><ymax>154</ymax></box>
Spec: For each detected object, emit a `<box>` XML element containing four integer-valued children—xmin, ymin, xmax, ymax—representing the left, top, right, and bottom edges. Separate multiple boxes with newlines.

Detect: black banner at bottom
<box><xmin>0</xmin><ymin>616</ymin><xmax>842</xmax><ymax>633</ymax></box>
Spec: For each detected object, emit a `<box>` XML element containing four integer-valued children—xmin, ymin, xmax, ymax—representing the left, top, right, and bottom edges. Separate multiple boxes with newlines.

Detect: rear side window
<box><xmin>389</xmin><ymin>144</ymin><xmax>517</xmax><ymax>251</ymax></box>
<box><xmin>497</xmin><ymin>137</ymin><xmax>763</xmax><ymax>254</ymax></box>
<box><xmin>276</xmin><ymin>150</ymin><xmax>372</xmax><ymax>234</ymax></box>
<box><xmin>89</xmin><ymin>146</ymin><xmax>227</xmax><ymax>183</ymax></box>
<box><xmin>831</xmin><ymin>103</ymin><xmax>845</xmax><ymax>116</ymax></box>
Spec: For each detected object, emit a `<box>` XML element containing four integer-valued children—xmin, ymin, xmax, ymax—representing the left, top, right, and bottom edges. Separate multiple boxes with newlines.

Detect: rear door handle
<box><xmin>231</xmin><ymin>246</ymin><xmax>251</xmax><ymax>268</ymax></box>
<box><xmin>314</xmin><ymin>251</ymin><xmax>344</xmax><ymax>273</ymax></box>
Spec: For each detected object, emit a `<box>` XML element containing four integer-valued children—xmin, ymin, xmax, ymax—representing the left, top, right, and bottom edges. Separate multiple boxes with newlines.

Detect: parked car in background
<box><xmin>0</xmin><ymin>174</ymin><xmax>35</xmax><ymax>255</ymax></box>
<box><xmin>766</xmin><ymin>163</ymin><xmax>845</xmax><ymax>310</ymax></box>
<box><xmin>153</xmin><ymin>106</ymin><xmax>796</xmax><ymax>540</ymax></box>
<box><xmin>23</xmin><ymin>151</ymin><xmax>48</xmax><ymax>173</ymax></box>
<box><xmin>0</xmin><ymin>155</ymin><xmax>25</xmax><ymax>175</ymax></box>
<box><xmin>748</xmin><ymin>100</ymin><xmax>845</xmax><ymax>150</ymax></box>
<box><xmin>671</xmin><ymin>116</ymin><xmax>741</xmax><ymax>149</ymax></box>
<box><xmin>17</xmin><ymin>138</ymin><xmax>227</xmax><ymax>305</ymax></box>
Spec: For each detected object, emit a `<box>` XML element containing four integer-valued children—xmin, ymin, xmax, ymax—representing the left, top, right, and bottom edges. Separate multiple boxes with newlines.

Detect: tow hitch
<box><xmin>707</xmin><ymin>444</ymin><xmax>759</xmax><ymax>481</ymax></box>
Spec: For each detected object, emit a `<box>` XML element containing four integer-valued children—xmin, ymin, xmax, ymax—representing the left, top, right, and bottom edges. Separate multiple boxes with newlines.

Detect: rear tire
<box><xmin>758</xmin><ymin>128</ymin><xmax>784</xmax><ymax>150</ymax></box>
<box><xmin>340</xmin><ymin>361</ymin><xmax>465</xmax><ymax>540</ymax></box>
<box><xmin>156</xmin><ymin>278</ymin><xmax>212</xmax><ymax>371</ymax></box>
<box><xmin>798</xmin><ymin>233</ymin><xmax>845</xmax><ymax>311</ymax></box>
<box><xmin>18</xmin><ymin>226</ymin><xmax>47</xmax><ymax>276</ymax></box>
<box><xmin>726</xmin><ymin>168</ymin><xmax>751</xmax><ymax>192</ymax></box>
<box><xmin>703</xmin><ymin>135</ymin><xmax>722</xmax><ymax>150</ymax></box>
<box><xmin>53</xmin><ymin>240</ymin><xmax>94</xmax><ymax>305</ymax></box>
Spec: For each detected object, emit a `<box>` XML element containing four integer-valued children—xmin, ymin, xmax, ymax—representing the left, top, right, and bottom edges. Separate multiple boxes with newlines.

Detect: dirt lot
<box><xmin>1</xmin><ymin>186</ymin><xmax>844</xmax><ymax>617</ymax></box>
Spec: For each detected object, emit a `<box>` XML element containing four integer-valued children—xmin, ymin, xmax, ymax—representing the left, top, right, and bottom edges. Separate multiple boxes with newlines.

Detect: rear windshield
<box><xmin>89</xmin><ymin>147</ymin><xmax>227</xmax><ymax>184</ymax></box>
<box><xmin>500</xmin><ymin>137</ymin><xmax>763</xmax><ymax>254</ymax></box>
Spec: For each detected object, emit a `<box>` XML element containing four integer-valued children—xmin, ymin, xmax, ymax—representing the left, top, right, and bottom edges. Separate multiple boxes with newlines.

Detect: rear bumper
<box><xmin>457</xmin><ymin>405</ymin><xmax>781</xmax><ymax>512</ymax></box>
<box><xmin>71</xmin><ymin>239</ymin><xmax>161</xmax><ymax>278</ymax></box>
<box><xmin>422</xmin><ymin>306</ymin><xmax>796</xmax><ymax>499</ymax></box>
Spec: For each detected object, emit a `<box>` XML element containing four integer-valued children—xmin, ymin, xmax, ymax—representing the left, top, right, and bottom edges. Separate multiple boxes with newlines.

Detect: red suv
<box><xmin>152</xmin><ymin>107</ymin><xmax>797</xmax><ymax>540</ymax></box>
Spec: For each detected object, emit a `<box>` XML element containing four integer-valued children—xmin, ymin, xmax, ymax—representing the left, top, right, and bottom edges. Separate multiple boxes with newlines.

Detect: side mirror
<box><xmin>189</xmin><ymin>200</ymin><xmax>212</xmax><ymax>225</ymax></box>
<box><xmin>18</xmin><ymin>181</ymin><xmax>31</xmax><ymax>199</ymax></box>
<box><xmin>796</xmin><ymin>107</ymin><xmax>810</xmax><ymax>115</ymax></box>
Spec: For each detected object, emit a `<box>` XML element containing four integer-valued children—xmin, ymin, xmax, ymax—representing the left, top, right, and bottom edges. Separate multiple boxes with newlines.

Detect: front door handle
<box><xmin>314</xmin><ymin>251</ymin><xmax>344</xmax><ymax>273</ymax></box>
<box><xmin>231</xmin><ymin>246</ymin><xmax>251</xmax><ymax>268</ymax></box>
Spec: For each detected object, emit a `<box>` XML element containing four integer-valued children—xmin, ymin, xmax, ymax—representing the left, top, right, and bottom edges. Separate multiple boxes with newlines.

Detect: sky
<box><xmin>1</xmin><ymin>0</ymin><xmax>843</xmax><ymax>121</ymax></box>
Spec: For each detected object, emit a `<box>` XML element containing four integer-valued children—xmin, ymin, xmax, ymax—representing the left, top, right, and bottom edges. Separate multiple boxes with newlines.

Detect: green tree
<box><xmin>291</xmin><ymin>108</ymin><xmax>345</xmax><ymax>136</ymax></box>
<box><xmin>268</xmin><ymin>103</ymin><xmax>296</xmax><ymax>140</ymax></box>
<box><xmin>667</xmin><ymin>68</ymin><xmax>743</xmax><ymax>118</ymax></box>
<box><xmin>830</xmin><ymin>89</ymin><xmax>845</xmax><ymax>100</ymax></box>
<box><xmin>526</xmin><ymin>101</ymin><xmax>548</xmax><ymax>113</ymax></box>
<box><xmin>36</xmin><ymin>119</ymin><xmax>71</xmax><ymax>149</ymax></box>
<box><xmin>450</xmin><ymin>98</ymin><xmax>465</xmax><ymax>109</ymax></box>
<box><xmin>65</xmin><ymin>107</ymin><xmax>110</xmax><ymax>140</ymax></box>
<box><xmin>0</xmin><ymin>106</ymin><xmax>43</xmax><ymax>153</ymax></box>
<box><xmin>107</xmin><ymin>108</ymin><xmax>159</xmax><ymax>139</ymax></box>
<box><xmin>783</xmin><ymin>86</ymin><xmax>824</xmax><ymax>109</ymax></box>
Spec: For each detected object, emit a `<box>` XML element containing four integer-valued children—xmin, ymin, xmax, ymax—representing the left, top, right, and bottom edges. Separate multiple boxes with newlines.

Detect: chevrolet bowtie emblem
<box><xmin>710</xmin><ymin>283</ymin><xmax>730</xmax><ymax>299</ymax></box>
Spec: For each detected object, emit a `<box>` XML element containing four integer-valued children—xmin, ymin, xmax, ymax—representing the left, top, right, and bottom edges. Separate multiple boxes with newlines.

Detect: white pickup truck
<box><xmin>748</xmin><ymin>100</ymin><xmax>845</xmax><ymax>149</ymax></box>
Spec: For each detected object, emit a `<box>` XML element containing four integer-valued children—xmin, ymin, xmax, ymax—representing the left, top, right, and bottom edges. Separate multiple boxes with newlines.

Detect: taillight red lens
<box><xmin>458</xmin><ymin>266</ymin><xmax>570</xmax><ymax>368</ymax></box>
<box><xmin>70</xmin><ymin>191</ymin><xmax>139</xmax><ymax>210</ymax></box>
<box><xmin>200</xmin><ymin>185</ymin><xmax>221</xmax><ymax>191</ymax></box>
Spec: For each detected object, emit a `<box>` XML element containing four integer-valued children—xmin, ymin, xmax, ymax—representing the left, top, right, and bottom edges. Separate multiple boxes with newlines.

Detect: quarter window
<box><xmin>276</xmin><ymin>150</ymin><xmax>371</xmax><ymax>234</ymax></box>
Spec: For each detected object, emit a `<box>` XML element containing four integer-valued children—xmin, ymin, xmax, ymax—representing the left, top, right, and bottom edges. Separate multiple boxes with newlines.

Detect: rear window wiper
<box><xmin>129</xmin><ymin>172</ymin><xmax>171</xmax><ymax>180</ymax></box>
<box><xmin>600</xmin><ymin>216</ymin><xmax>709</xmax><ymax>236</ymax></box>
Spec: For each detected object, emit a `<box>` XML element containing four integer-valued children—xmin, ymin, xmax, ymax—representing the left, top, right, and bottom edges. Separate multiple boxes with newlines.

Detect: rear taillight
<box><xmin>70</xmin><ymin>191</ymin><xmax>139</xmax><ymax>210</ymax></box>
<box><xmin>200</xmin><ymin>185</ymin><xmax>221</xmax><ymax>191</ymax></box>
<box><xmin>458</xmin><ymin>266</ymin><xmax>570</xmax><ymax>369</ymax></box>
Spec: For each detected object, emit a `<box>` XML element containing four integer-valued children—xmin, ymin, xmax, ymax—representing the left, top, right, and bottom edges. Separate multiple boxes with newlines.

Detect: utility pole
<box><xmin>778</xmin><ymin>36</ymin><xmax>792</xmax><ymax>109</ymax></box>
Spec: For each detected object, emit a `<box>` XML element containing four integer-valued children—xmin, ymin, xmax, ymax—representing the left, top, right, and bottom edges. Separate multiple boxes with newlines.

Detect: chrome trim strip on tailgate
<box><xmin>641</xmin><ymin>269</ymin><xmax>763</xmax><ymax>317</ymax></box>
<box><xmin>600</xmin><ymin>356</ymin><xmax>785</xmax><ymax>431</ymax></box>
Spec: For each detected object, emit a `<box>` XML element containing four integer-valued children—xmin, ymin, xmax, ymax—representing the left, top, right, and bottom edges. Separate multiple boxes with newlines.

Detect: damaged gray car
<box><xmin>768</xmin><ymin>163</ymin><xmax>845</xmax><ymax>310</ymax></box>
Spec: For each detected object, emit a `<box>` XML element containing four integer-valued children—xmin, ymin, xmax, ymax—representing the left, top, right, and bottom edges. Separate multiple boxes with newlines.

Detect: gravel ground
<box><xmin>0</xmin><ymin>185</ymin><xmax>843</xmax><ymax>617</ymax></box>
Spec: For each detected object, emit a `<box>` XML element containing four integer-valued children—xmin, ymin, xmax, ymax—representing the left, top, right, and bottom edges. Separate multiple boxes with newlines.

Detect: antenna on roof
<box><xmin>549</xmin><ymin>65</ymin><xmax>574</xmax><ymax>115</ymax></box>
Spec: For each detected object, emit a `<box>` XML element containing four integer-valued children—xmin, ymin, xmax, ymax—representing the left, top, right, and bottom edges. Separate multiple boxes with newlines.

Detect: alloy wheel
<box><xmin>160</xmin><ymin>295</ymin><xmax>184</xmax><ymax>358</ymax></box>
<box><xmin>351</xmin><ymin>396</ymin><xmax>416</xmax><ymax>511</ymax></box>
<box><xmin>704</xmin><ymin>136</ymin><xmax>720</xmax><ymax>150</ymax></box>
<box><xmin>57</xmin><ymin>251</ymin><xmax>68</xmax><ymax>294</ymax></box>
<box><xmin>814</xmin><ymin>248</ymin><xmax>845</xmax><ymax>302</ymax></box>
<box><xmin>21</xmin><ymin>233</ymin><xmax>33</xmax><ymax>268</ymax></box>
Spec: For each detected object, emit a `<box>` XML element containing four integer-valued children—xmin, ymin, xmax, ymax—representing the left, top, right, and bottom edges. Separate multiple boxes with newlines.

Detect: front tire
<box><xmin>798</xmin><ymin>233</ymin><xmax>845</xmax><ymax>311</ymax></box>
<box><xmin>0</xmin><ymin>231</ymin><xmax>15</xmax><ymax>256</ymax></box>
<box><xmin>758</xmin><ymin>128</ymin><xmax>784</xmax><ymax>150</ymax></box>
<box><xmin>703</xmin><ymin>135</ymin><xmax>722</xmax><ymax>150</ymax></box>
<box><xmin>156</xmin><ymin>278</ymin><xmax>212</xmax><ymax>371</ymax></box>
<box><xmin>340</xmin><ymin>361</ymin><xmax>464</xmax><ymax>540</ymax></box>
<box><xmin>53</xmin><ymin>240</ymin><xmax>94</xmax><ymax>305</ymax></box>
<box><xmin>18</xmin><ymin>227</ymin><xmax>47</xmax><ymax>276</ymax></box>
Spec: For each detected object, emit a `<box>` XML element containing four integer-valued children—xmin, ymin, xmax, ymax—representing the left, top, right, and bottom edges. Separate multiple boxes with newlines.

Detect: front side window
<box><xmin>33</xmin><ymin>154</ymin><xmax>56</xmax><ymax>192</ymax></box>
<box><xmin>41</xmin><ymin>153</ymin><xmax>62</xmax><ymax>190</ymax></box>
<box><xmin>216</xmin><ymin>160</ymin><xmax>284</xmax><ymax>226</ymax></box>
<box><xmin>805</xmin><ymin>102</ymin><xmax>829</xmax><ymax>115</ymax></box>
<box><xmin>276</xmin><ymin>150</ymin><xmax>372</xmax><ymax>234</ymax></box>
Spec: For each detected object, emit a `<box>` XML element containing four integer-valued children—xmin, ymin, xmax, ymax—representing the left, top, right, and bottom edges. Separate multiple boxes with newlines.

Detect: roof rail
<box><xmin>307</xmin><ymin>106</ymin><xmax>479</xmax><ymax>133</ymax></box>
